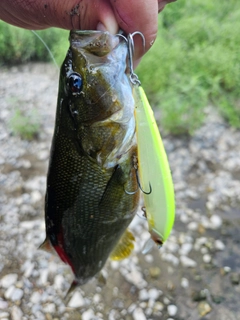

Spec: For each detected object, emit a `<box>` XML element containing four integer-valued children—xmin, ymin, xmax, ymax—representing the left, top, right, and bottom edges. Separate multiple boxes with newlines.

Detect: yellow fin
<box><xmin>110</xmin><ymin>229</ymin><xmax>135</xmax><ymax>261</ymax></box>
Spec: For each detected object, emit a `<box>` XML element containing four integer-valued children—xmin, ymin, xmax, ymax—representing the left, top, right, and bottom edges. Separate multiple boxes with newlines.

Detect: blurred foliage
<box><xmin>0</xmin><ymin>0</ymin><xmax>240</xmax><ymax>134</ymax></box>
<box><xmin>0</xmin><ymin>21</ymin><xmax>68</xmax><ymax>64</ymax></box>
<box><xmin>137</xmin><ymin>0</ymin><xmax>240</xmax><ymax>134</ymax></box>
<box><xmin>9</xmin><ymin>108</ymin><xmax>41</xmax><ymax>140</ymax></box>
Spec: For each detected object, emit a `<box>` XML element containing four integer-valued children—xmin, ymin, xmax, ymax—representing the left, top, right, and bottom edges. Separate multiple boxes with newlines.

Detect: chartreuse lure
<box><xmin>125</xmin><ymin>32</ymin><xmax>175</xmax><ymax>251</ymax></box>
<box><xmin>133</xmin><ymin>85</ymin><xmax>175</xmax><ymax>250</ymax></box>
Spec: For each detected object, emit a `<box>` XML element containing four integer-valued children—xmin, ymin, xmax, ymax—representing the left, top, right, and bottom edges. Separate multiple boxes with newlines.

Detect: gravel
<box><xmin>0</xmin><ymin>63</ymin><xmax>240</xmax><ymax>319</ymax></box>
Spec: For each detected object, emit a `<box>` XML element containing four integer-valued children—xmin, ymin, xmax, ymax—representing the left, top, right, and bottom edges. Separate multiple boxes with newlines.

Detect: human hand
<box><xmin>0</xmin><ymin>0</ymin><xmax>175</xmax><ymax>61</ymax></box>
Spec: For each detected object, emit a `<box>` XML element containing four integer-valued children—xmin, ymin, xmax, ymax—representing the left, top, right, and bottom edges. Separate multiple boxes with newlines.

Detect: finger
<box><xmin>109</xmin><ymin>0</ymin><xmax>158</xmax><ymax>60</ymax></box>
<box><xmin>55</xmin><ymin>0</ymin><xmax>118</xmax><ymax>34</ymax></box>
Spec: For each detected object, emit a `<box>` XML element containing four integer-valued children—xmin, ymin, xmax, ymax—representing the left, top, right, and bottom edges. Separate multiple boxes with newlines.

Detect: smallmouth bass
<box><xmin>42</xmin><ymin>31</ymin><xmax>140</xmax><ymax>286</ymax></box>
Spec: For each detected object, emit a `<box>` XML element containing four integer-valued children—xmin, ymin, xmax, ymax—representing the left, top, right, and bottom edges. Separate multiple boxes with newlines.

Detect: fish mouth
<box><xmin>70</xmin><ymin>30</ymin><xmax>120</xmax><ymax>56</ymax></box>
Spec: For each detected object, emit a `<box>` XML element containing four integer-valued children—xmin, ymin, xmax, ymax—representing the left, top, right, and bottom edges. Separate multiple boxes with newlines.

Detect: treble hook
<box><xmin>124</xmin><ymin>156</ymin><xmax>152</xmax><ymax>195</ymax></box>
<box><xmin>135</xmin><ymin>166</ymin><xmax>152</xmax><ymax>195</ymax></box>
<box><xmin>116</xmin><ymin>31</ymin><xmax>145</xmax><ymax>86</ymax></box>
<box><xmin>127</xmin><ymin>32</ymin><xmax>145</xmax><ymax>86</ymax></box>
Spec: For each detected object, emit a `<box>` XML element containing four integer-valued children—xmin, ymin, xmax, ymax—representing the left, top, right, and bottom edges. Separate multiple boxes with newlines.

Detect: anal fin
<box><xmin>110</xmin><ymin>229</ymin><xmax>135</xmax><ymax>261</ymax></box>
<box><xmin>38</xmin><ymin>237</ymin><xmax>55</xmax><ymax>255</ymax></box>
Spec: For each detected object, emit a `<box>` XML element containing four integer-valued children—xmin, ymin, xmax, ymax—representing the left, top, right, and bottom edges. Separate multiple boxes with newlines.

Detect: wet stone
<box><xmin>0</xmin><ymin>312</ymin><xmax>9</xmax><ymax>318</ymax></box>
<box><xmin>211</xmin><ymin>295</ymin><xmax>225</xmax><ymax>304</ymax></box>
<box><xmin>11</xmin><ymin>306</ymin><xmax>23</xmax><ymax>320</ymax></box>
<box><xmin>181</xmin><ymin>277</ymin><xmax>189</xmax><ymax>288</ymax></box>
<box><xmin>167</xmin><ymin>304</ymin><xmax>178</xmax><ymax>317</ymax></box>
<box><xmin>0</xmin><ymin>274</ymin><xmax>18</xmax><ymax>288</ymax></box>
<box><xmin>230</xmin><ymin>273</ymin><xmax>240</xmax><ymax>285</ymax></box>
<box><xmin>68</xmin><ymin>291</ymin><xmax>85</xmax><ymax>308</ymax></box>
<box><xmin>180</xmin><ymin>256</ymin><xmax>197</xmax><ymax>268</ymax></box>
<box><xmin>132</xmin><ymin>307</ymin><xmax>147</xmax><ymax>320</ymax></box>
<box><xmin>198</xmin><ymin>301</ymin><xmax>212</xmax><ymax>317</ymax></box>
<box><xmin>82</xmin><ymin>309</ymin><xmax>95</xmax><ymax>320</ymax></box>
<box><xmin>192</xmin><ymin>289</ymin><xmax>207</xmax><ymax>302</ymax></box>
<box><xmin>149</xmin><ymin>267</ymin><xmax>161</xmax><ymax>278</ymax></box>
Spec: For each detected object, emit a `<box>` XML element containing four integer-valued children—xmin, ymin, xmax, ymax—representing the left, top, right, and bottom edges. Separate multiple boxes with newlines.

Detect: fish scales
<box><xmin>43</xmin><ymin>31</ymin><xmax>139</xmax><ymax>286</ymax></box>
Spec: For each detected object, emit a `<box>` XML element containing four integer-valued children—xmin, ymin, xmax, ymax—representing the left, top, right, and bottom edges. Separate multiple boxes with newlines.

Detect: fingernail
<box><xmin>97</xmin><ymin>15</ymin><xmax>118</xmax><ymax>34</ymax></box>
<box><xmin>97</xmin><ymin>22</ymin><xmax>106</xmax><ymax>32</ymax></box>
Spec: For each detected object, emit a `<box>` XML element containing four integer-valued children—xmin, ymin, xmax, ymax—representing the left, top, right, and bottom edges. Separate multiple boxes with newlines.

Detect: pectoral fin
<box><xmin>110</xmin><ymin>229</ymin><xmax>135</xmax><ymax>261</ymax></box>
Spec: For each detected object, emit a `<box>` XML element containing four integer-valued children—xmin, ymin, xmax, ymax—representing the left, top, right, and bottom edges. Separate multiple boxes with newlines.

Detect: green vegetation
<box><xmin>9</xmin><ymin>108</ymin><xmax>41</xmax><ymax>140</ymax></box>
<box><xmin>137</xmin><ymin>0</ymin><xmax>240</xmax><ymax>134</ymax></box>
<box><xmin>0</xmin><ymin>0</ymin><xmax>240</xmax><ymax>134</ymax></box>
<box><xmin>0</xmin><ymin>22</ymin><xmax>68</xmax><ymax>64</ymax></box>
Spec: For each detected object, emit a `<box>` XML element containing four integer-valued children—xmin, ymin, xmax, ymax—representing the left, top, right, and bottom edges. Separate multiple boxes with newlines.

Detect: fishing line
<box><xmin>31</xmin><ymin>30</ymin><xmax>59</xmax><ymax>70</ymax></box>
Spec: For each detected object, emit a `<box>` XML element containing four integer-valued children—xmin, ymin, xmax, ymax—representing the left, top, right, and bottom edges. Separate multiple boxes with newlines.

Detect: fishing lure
<box><xmin>125</xmin><ymin>33</ymin><xmax>175</xmax><ymax>251</ymax></box>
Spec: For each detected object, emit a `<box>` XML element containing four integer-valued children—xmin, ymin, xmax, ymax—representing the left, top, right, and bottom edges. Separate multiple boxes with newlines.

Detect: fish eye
<box><xmin>68</xmin><ymin>73</ymin><xmax>83</xmax><ymax>95</ymax></box>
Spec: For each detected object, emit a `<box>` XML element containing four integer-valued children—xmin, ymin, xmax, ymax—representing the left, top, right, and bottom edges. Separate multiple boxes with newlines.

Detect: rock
<box><xmin>144</xmin><ymin>254</ymin><xmax>154</xmax><ymax>263</ymax></box>
<box><xmin>198</xmin><ymin>301</ymin><xmax>212</xmax><ymax>317</ymax></box>
<box><xmin>132</xmin><ymin>307</ymin><xmax>146</xmax><ymax>320</ymax></box>
<box><xmin>42</xmin><ymin>303</ymin><xmax>56</xmax><ymax>314</ymax></box>
<box><xmin>192</xmin><ymin>289</ymin><xmax>207</xmax><ymax>301</ymax></box>
<box><xmin>215</xmin><ymin>239</ymin><xmax>225</xmax><ymax>251</ymax></box>
<box><xmin>128</xmin><ymin>303</ymin><xmax>137</xmax><ymax>313</ymax></box>
<box><xmin>38</xmin><ymin>269</ymin><xmax>48</xmax><ymax>286</ymax></box>
<box><xmin>153</xmin><ymin>301</ymin><xmax>164</xmax><ymax>312</ymax></box>
<box><xmin>5</xmin><ymin>287</ymin><xmax>23</xmax><ymax>301</ymax></box>
<box><xmin>11</xmin><ymin>288</ymin><xmax>23</xmax><ymax>302</ymax></box>
<box><xmin>11</xmin><ymin>306</ymin><xmax>23</xmax><ymax>320</ymax></box>
<box><xmin>82</xmin><ymin>309</ymin><xmax>95</xmax><ymax>320</ymax></box>
<box><xmin>167</xmin><ymin>305</ymin><xmax>178</xmax><ymax>317</ymax></box>
<box><xmin>30</xmin><ymin>291</ymin><xmax>42</xmax><ymax>304</ymax></box>
<box><xmin>210</xmin><ymin>215</ymin><xmax>222</xmax><ymax>229</ymax></box>
<box><xmin>230</xmin><ymin>272</ymin><xmax>240</xmax><ymax>285</ymax></box>
<box><xmin>181</xmin><ymin>278</ymin><xmax>189</xmax><ymax>288</ymax></box>
<box><xmin>180</xmin><ymin>256</ymin><xmax>197</xmax><ymax>268</ymax></box>
<box><xmin>203</xmin><ymin>254</ymin><xmax>212</xmax><ymax>264</ymax></box>
<box><xmin>37</xmin><ymin>150</ymin><xmax>49</xmax><ymax>161</ymax></box>
<box><xmin>30</xmin><ymin>190</ymin><xmax>42</xmax><ymax>204</ymax></box>
<box><xmin>163</xmin><ymin>297</ymin><xmax>170</xmax><ymax>305</ymax></box>
<box><xmin>54</xmin><ymin>274</ymin><xmax>65</xmax><ymax>291</ymax></box>
<box><xmin>1</xmin><ymin>274</ymin><xmax>18</xmax><ymax>288</ymax></box>
<box><xmin>139</xmin><ymin>289</ymin><xmax>149</xmax><ymax>301</ymax></box>
<box><xmin>68</xmin><ymin>291</ymin><xmax>85</xmax><ymax>308</ymax></box>
<box><xmin>187</xmin><ymin>222</ymin><xmax>198</xmax><ymax>231</ymax></box>
<box><xmin>162</xmin><ymin>253</ymin><xmax>179</xmax><ymax>266</ymax></box>
<box><xmin>148</xmin><ymin>288</ymin><xmax>161</xmax><ymax>301</ymax></box>
<box><xmin>149</xmin><ymin>267</ymin><xmax>161</xmax><ymax>279</ymax></box>
<box><xmin>220</xmin><ymin>266</ymin><xmax>231</xmax><ymax>275</ymax></box>
<box><xmin>211</xmin><ymin>294</ymin><xmax>225</xmax><ymax>304</ymax></box>
<box><xmin>4</xmin><ymin>286</ymin><xmax>15</xmax><ymax>300</ymax></box>
<box><xmin>124</xmin><ymin>270</ymin><xmax>147</xmax><ymax>289</ymax></box>
<box><xmin>0</xmin><ymin>300</ymin><xmax>8</xmax><ymax>309</ymax></box>
<box><xmin>179</xmin><ymin>243</ymin><xmax>193</xmax><ymax>255</ymax></box>
<box><xmin>93</xmin><ymin>293</ymin><xmax>101</xmax><ymax>304</ymax></box>
<box><xmin>22</xmin><ymin>260</ymin><xmax>35</xmax><ymax>278</ymax></box>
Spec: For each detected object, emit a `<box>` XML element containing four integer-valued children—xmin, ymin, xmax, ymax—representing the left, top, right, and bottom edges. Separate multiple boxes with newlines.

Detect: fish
<box><xmin>41</xmin><ymin>30</ymin><xmax>140</xmax><ymax>287</ymax></box>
